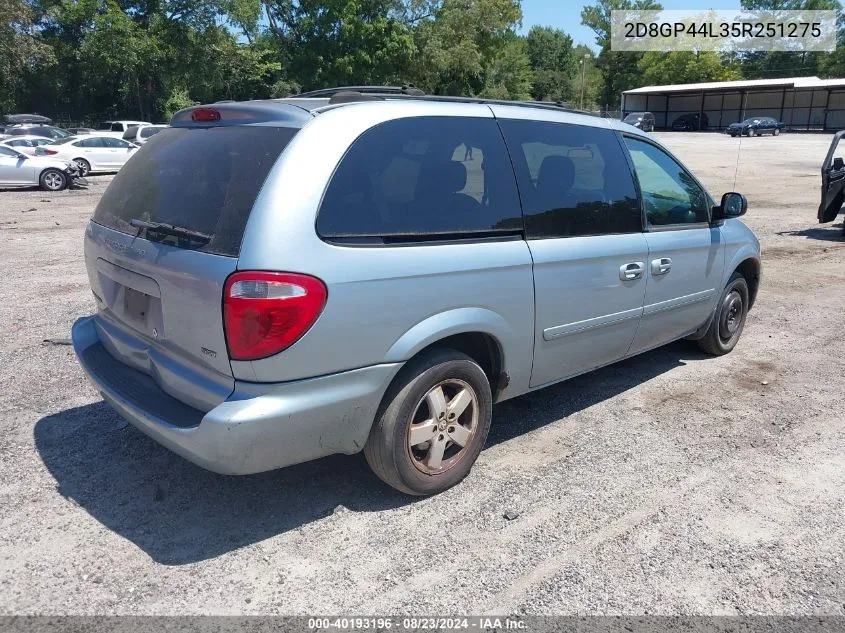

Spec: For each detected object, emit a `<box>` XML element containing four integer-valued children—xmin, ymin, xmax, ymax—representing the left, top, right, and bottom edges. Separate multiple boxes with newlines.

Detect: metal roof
<box><xmin>624</xmin><ymin>76</ymin><xmax>845</xmax><ymax>95</ymax></box>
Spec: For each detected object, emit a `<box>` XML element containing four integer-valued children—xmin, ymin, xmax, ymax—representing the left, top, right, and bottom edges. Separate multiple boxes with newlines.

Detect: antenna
<box><xmin>732</xmin><ymin>130</ymin><xmax>743</xmax><ymax>190</ymax></box>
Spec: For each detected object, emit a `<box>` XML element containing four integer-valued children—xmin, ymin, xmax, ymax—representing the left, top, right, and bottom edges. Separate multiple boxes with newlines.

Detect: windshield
<box><xmin>50</xmin><ymin>137</ymin><xmax>76</xmax><ymax>145</ymax></box>
<box><xmin>93</xmin><ymin>126</ymin><xmax>298</xmax><ymax>256</ymax></box>
<box><xmin>624</xmin><ymin>114</ymin><xmax>643</xmax><ymax>122</ymax></box>
<box><xmin>96</xmin><ymin>122</ymin><xmax>112</xmax><ymax>131</ymax></box>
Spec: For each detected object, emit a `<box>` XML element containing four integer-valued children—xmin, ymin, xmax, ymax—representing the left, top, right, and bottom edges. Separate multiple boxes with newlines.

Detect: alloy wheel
<box><xmin>406</xmin><ymin>379</ymin><xmax>479</xmax><ymax>475</ymax></box>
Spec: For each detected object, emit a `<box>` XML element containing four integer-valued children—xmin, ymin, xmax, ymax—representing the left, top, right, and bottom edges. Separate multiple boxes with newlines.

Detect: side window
<box><xmin>104</xmin><ymin>137</ymin><xmax>131</xmax><ymax>148</ymax></box>
<box><xmin>624</xmin><ymin>137</ymin><xmax>709</xmax><ymax>226</ymax></box>
<box><xmin>498</xmin><ymin>119</ymin><xmax>642</xmax><ymax>238</ymax></box>
<box><xmin>111</xmin><ymin>122</ymin><xmax>123</xmax><ymax>132</ymax></box>
<box><xmin>317</xmin><ymin>116</ymin><xmax>523</xmax><ymax>241</ymax></box>
<box><xmin>78</xmin><ymin>137</ymin><xmax>105</xmax><ymax>148</ymax></box>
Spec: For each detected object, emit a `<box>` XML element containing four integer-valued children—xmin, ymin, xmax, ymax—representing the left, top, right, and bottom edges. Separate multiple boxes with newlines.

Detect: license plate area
<box><xmin>95</xmin><ymin>259</ymin><xmax>165</xmax><ymax>340</ymax></box>
<box><xmin>123</xmin><ymin>287</ymin><xmax>151</xmax><ymax>326</ymax></box>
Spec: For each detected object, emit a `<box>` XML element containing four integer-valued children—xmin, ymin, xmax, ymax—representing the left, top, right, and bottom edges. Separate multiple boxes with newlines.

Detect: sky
<box><xmin>519</xmin><ymin>0</ymin><xmax>745</xmax><ymax>50</ymax></box>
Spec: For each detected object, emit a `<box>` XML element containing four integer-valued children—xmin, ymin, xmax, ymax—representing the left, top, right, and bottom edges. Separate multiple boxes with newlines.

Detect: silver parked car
<box><xmin>72</xmin><ymin>91</ymin><xmax>762</xmax><ymax>495</ymax></box>
<box><xmin>0</xmin><ymin>144</ymin><xmax>85</xmax><ymax>190</ymax></box>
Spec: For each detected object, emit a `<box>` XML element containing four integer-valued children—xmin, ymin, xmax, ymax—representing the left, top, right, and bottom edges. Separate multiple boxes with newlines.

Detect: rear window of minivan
<box><xmin>92</xmin><ymin>126</ymin><xmax>297</xmax><ymax>256</ymax></box>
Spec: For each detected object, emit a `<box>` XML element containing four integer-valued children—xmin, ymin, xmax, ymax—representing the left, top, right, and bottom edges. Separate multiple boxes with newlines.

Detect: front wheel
<box><xmin>773</xmin><ymin>128</ymin><xmax>780</xmax><ymax>136</ymax></box>
<box><xmin>364</xmin><ymin>349</ymin><xmax>492</xmax><ymax>496</ymax></box>
<box><xmin>39</xmin><ymin>168</ymin><xmax>67</xmax><ymax>191</ymax></box>
<box><xmin>698</xmin><ymin>272</ymin><xmax>750</xmax><ymax>356</ymax></box>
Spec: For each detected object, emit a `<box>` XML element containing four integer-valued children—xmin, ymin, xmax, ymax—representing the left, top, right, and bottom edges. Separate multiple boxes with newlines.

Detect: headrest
<box><xmin>537</xmin><ymin>155</ymin><xmax>576</xmax><ymax>191</ymax></box>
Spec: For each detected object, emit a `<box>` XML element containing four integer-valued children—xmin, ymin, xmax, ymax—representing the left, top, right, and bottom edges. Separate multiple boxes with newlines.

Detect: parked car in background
<box><xmin>0</xmin><ymin>125</ymin><xmax>71</xmax><ymax>140</ymax></box>
<box><xmin>0</xmin><ymin>144</ymin><xmax>85</xmax><ymax>191</ymax></box>
<box><xmin>3</xmin><ymin>113</ymin><xmax>52</xmax><ymax>125</ymax></box>
<box><xmin>622</xmin><ymin>111</ymin><xmax>655</xmax><ymax>132</ymax></box>
<box><xmin>71</xmin><ymin>93</ymin><xmax>762</xmax><ymax>496</ymax></box>
<box><xmin>727</xmin><ymin>117</ymin><xmax>785</xmax><ymax>137</ymax></box>
<box><xmin>818</xmin><ymin>129</ymin><xmax>845</xmax><ymax>235</ymax></box>
<box><xmin>67</xmin><ymin>127</ymin><xmax>95</xmax><ymax>135</ymax></box>
<box><xmin>671</xmin><ymin>113</ymin><xmax>709</xmax><ymax>131</ymax></box>
<box><xmin>96</xmin><ymin>120</ymin><xmax>151</xmax><ymax>138</ymax></box>
<box><xmin>0</xmin><ymin>135</ymin><xmax>54</xmax><ymax>155</ymax></box>
<box><xmin>123</xmin><ymin>124</ymin><xmax>167</xmax><ymax>145</ymax></box>
<box><xmin>36</xmin><ymin>134</ymin><xmax>138</xmax><ymax>175</ymax></box>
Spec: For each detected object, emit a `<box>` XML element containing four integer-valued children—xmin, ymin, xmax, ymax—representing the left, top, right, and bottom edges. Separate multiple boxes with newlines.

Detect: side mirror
<box><xmin>712</xmin><ymin>192</ymin><xmax>748</xmax><ymax>225</ymax></box>
<box><xmin>833</xmin><ymin>157</ymin><xmax>844</xmax><ymax>171</ymax></box>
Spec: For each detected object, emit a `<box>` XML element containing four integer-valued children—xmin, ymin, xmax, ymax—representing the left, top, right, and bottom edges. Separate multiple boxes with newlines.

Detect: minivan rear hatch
<box><xmin>85</xmin><ymin>104</ymin><xmax>308</xmax><ymax>410</ymax></box>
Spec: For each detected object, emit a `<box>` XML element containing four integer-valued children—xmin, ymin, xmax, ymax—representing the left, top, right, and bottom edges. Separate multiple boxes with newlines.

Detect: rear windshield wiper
<box><xmin>129</xmin><ymin>219</ymin><xmax>212</xmax><ymax>244</ymax></box>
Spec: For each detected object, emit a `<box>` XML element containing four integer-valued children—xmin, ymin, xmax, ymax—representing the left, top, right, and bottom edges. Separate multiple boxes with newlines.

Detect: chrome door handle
<box><xmin>651</xmin><ymin>257</ymin><xmax>672</xmax><ymax>275</ymax></box>
<box><xmin>619</xmin><ymin>261</ymin><xmax>645</xmax><ymax>281</ymax></box>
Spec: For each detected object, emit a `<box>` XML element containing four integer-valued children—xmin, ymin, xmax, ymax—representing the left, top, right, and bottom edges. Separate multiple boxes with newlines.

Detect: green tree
<box><xmin>480</xmin><ymin>35</ymin><xmax>532</xmax><ymax>99</ymax></box>
<box><xmin>0</xmin><ymin>0</ymin><xmax>55</xmax><ymax>112</ymax></box>
<box><xmin>638</xmin><ymin>51</ymin><xmax>741</xmax><ymax>85</ymax></box>
<box><xmin>261</xmin><ymin>0</ymin><xmax>415</xmax><ymax>89</ymax></box>
<box><xmin>409</xmin><ymin>0</ymin><xmax>523</xmax><ymax>95</ymax></box>
<box><xmin>581</xmin><ymin>0</ymin><xmax>662</xmax><ymax>108</ymax></box>
<box><xmin>525</xmin><ymin>25</ymin><xmax>573</xmax><ymax>101</ymax></box>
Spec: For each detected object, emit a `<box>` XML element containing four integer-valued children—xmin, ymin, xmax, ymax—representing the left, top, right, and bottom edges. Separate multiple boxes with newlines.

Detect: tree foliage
<box><xmin>5</xmin><ymin>0</ymin><xmax>845</xmax><ymax>121</ymax></box>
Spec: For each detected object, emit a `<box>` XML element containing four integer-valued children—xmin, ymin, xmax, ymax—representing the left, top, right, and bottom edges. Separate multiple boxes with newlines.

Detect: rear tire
<box><xmin>73</xmin><ymin>159</ymin><xmax>90</xmax><ymax>176</ymax></box>
<box><xmin>39</xmin><ymin>168</ymin><xmax>67</xmax><ymax>192</ymax></box>
<box><xmin>364</xmin><ymin>348</ymin><xmax>492</xmax><ymax>496</ymax></box>
<box><xmin>698</xmin><ymin>272</ymin><xmax>750</xmax><ymax>356</ymax></box>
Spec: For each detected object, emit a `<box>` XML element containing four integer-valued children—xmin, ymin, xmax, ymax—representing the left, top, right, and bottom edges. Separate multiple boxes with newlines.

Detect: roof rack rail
<box><xmin>288</xmin><ymin>86</ymin><xmax>596</xmax><ymax>117</ymax></box>
<box><xmin>292</xmin><ymin>85</ymin><xmax>425</xmax><ymax>99</ymax></box>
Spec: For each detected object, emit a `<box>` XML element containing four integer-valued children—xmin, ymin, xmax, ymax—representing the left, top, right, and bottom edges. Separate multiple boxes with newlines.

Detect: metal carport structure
<box><xmin>621</xmin><ymin>76</ymin><xmax>845</xmax><ymax>131</ymax></box>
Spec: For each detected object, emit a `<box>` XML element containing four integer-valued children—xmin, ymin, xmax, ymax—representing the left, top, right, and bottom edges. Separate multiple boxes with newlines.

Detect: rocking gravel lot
<box><xmin>1</xmin><ymin>132</ymin><xmax>844</xmax><ymax>616</ymax></box>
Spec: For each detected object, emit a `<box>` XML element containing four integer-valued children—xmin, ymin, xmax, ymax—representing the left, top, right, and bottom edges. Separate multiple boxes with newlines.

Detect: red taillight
<box><xmin>43</xmin><ymin>149</ymin><xmax>58</xmax><ymax>155</ymax></box>
<box><xmin>223</xmin><ymin>272</ymin><xmax>327</xmax><ymax>361</ymax></box>
<box><xmin>191</xmin><ymin>107</ymin><xmax>221</xmax><ymax>122</ymax></box>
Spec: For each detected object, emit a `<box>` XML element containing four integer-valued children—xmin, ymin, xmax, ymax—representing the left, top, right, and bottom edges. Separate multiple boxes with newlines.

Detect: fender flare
<box><xmin>383</xmin><ymin>307</ymin><xmax>513</xmax><ymax>367</ymax></box>
<box><xmin>690</xmin><ymin>249</ymin><xmax>761</xmax><ymax>340</ymax></box>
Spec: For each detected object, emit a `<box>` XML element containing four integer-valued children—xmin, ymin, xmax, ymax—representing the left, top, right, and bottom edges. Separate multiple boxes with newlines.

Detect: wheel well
<box><xmin>735</xmin><ymin>258</ymin><xmax>760</xmax><ymax>308</ymax></box>
<box><xmin>418</xmin><ymin>332</ymin><xmax>505</xmax><ymax>398</ymax></box>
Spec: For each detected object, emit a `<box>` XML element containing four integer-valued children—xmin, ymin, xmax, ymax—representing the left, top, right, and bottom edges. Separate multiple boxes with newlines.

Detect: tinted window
<box><xmin>77</xmin><ymin>137</ymin><xmax>105</xmax><ymax>148</ymax></box>
<box><xmin>624</xmin><ymin>137</ymin><xmax>708</xmax><ymax>226</ymax></box>
<box><xmin>317</xmin><ymin>117</ymin><xmax>522</xmax><ymax>242</ymax></box>
<box><xmin>6</xmin><ymin>139</ymin><xmax>26</xmax><ymax>146</ymax></box>
<box><xmin>111</xmin><ymin>123</ymin><xmax>123</xmax><ymax>132</ymax></box>
<box><xmin>103</xmin><ymin>137</ymin><xmax>132</xmax><ymax>148</ymax></box>
<box><xmin>140</xmin><ymin>127</ymin><xmax>163</xmax><ymax>139</ymax></box>
<box><xmin>499</xmin><ymin>119</ymin><xmax>642</xmax><ymax>238</ymax></box>
<box><xmin>93</xmin><ymin>126</ymin><xmax>297</xmax><ymax>256</ymax></box>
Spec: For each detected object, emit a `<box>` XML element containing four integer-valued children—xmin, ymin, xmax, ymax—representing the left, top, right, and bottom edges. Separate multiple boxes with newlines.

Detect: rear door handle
<box><xmin>651</xmin><ymin>257</ymin><xmax>672</xmax><ymax>275</ymax></box>
<box><xmin>619</xmin><ymin>262</ymin><xmax>645</xmax><ymax>281</ymax></box>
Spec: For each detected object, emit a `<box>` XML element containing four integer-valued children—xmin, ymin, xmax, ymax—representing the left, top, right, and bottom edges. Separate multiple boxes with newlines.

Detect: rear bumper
<box><xmin>72</xmin><ymin>316</ymin><xmax>400</xmax><ymax>475</ymax></box>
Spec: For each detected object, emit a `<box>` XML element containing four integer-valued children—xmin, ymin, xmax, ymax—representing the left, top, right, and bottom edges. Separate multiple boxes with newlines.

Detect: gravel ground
<box><xmin>0</xmin><ymin>132</ymin><xmax>844</xmax><ymax>616</ymax></box>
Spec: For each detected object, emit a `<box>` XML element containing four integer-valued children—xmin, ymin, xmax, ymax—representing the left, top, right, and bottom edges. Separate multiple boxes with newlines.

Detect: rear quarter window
<box><xmin>92</xmin><ymin>126</ymin><xmax>297</xmax><ymax>256</ymax></box>
<box><xmin>317</xmin><ymin>116</ymin><xmax>523</xmax><ymax>242</ymax></box>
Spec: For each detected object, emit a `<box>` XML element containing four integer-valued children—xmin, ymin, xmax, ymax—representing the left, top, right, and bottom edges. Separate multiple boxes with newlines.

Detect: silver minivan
<box><xmin>72</xmin><ymin>90</ymin><xmax>762</xmax><ymax>495</ymax></box>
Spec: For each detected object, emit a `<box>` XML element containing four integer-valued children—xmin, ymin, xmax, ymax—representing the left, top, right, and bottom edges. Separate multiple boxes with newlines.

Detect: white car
<box><xmin>1</xmin><ymin>135</ymin><xmax>54</xmax><ymax>155</ymax></box>
<box><xmin>0</xmin><ymin>145</ymin><xmax>85</xmax><ymax>191</ymax></box>
<box><xmin>122</xmin><ymin>124</ymin><xmax>166</xmax><ymax>145</ymax></box>
<box><xmin>35</xmin><ymin>135</ymin><xmax>139</xmax><ymax>175</ymax></box>
<box><xmin>94</xmin><ymin>120</ymin><xmax>151</xmax><ymax>138</ymax></box>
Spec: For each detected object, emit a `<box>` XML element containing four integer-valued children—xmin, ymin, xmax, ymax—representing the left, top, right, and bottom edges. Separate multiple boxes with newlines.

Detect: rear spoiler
<box><xmin>170</xmin><ymin>102</ymin><xmax>313</xmax><ymax>128</ymax></box>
